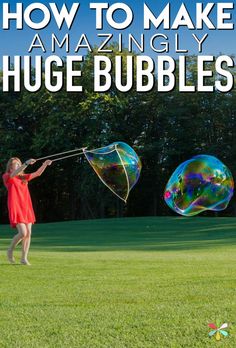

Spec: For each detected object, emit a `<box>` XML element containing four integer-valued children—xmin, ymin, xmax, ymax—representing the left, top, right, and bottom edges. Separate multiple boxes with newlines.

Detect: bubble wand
<box><xmin>35</xmin><ymin>142</ymin><xmax>142</xmax><ymax>202</ymax></box>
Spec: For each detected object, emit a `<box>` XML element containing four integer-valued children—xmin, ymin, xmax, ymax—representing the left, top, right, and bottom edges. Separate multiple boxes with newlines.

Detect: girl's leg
<box><xmin>22</xmin><ymin>223</ymin><xmax>32</xmax><ymax>264</ymax></box>
<box><xmin>7</xmin><ymin>223</ymin><xmax>27</xmax><ymax>263</ymax></box>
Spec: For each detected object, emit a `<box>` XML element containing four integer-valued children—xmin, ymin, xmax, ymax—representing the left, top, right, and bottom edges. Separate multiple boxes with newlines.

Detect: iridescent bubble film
<box><xmin>164</xmin><ymin>155</ymin><xmax>234</xmax><ymax>216</ymax></box>
<box><xmin>84</xmin><ymin>142</ymin><xmax>142</xmax><ymax>202</ymax></box>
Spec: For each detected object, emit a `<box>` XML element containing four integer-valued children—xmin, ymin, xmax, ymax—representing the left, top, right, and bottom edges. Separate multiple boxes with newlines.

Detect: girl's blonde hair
<box><xmin>6</xmin><ymin>157</ymin><xmax>23</xmax><ymax>174</ymax></box>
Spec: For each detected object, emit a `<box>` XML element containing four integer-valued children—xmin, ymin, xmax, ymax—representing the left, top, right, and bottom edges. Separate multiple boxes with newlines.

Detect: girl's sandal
<box><xmin>20</xmin><ymin>259</ymin><xmax>31</xmax><ymax>266</ymax></box>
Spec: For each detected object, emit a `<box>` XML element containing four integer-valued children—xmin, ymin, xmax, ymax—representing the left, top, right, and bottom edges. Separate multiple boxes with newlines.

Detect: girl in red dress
<box><xmin>2</xmin><ymin>157</ymin><xmax>52</xmax><ymax>265</ymax></box>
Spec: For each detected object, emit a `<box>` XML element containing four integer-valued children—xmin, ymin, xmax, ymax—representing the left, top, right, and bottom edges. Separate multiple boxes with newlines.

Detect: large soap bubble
<box><xmin>83</xmin><ymin>142</ymin><xmax>142</xmax><ymax>202</ymax></box>
<box><xmin>164</xmin><ymin>155</ymin><xmax>234</xmax><ymax>216</ymax></box>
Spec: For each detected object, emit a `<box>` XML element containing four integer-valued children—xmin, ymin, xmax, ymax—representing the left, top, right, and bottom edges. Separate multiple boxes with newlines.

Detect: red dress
<box><xmin>2</xmin><ymin>173</ymin><xmax>36</xmax><ymax>228</ymax></box>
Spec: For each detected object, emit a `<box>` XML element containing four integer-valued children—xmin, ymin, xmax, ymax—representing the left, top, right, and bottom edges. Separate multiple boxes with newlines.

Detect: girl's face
<box><xmin>9</xmin><ymin>160</ymin><xmax>21</xmax><ymax>173</ymax></box>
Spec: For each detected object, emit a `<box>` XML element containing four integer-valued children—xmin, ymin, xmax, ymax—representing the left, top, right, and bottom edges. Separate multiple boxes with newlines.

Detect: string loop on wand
<box><xmin>36</xmin><ymin>147</ymin><xmax>87</xmax><ymax>161</ymax></box>
<box><xmin>35</xmin><ymin>145</ymin><xmax>113</xmax><ymax>162</ymax></box>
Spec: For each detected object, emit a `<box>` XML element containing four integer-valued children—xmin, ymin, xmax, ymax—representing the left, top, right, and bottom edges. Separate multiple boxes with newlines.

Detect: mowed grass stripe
<box><xmin>0</xmin><ymin>217</ymin><xmax>236</xmax><ymax>347</ymax></box>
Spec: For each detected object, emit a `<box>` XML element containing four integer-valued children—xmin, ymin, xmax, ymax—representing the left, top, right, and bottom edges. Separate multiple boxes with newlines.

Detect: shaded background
<box><xmin>0</xmin><ymin>50</ymin><xmax>236</xmax><ymax>222</ymax></box>
<box><xmin>0</xmin><ymin>0</ymin><xmax>235</xmax><ymax>222</ymax></box>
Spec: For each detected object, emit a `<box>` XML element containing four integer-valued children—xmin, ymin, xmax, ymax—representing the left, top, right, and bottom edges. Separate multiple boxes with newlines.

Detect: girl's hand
<box><xmin>25</xmin><ymin>159</ymin><xmax>36</xmax><ymax>165</ymax></box>
<box><xmin>44</xmin><ymin>160</ymin><xmax>52</xmax><ymax>166</ymax></box>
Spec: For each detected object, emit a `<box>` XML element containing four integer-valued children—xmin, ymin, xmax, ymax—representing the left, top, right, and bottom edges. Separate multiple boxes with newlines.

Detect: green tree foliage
<box><xmin>0</xmin><ymin>51</ymin><xmax>235</xmax><ymax>222</ymax></box>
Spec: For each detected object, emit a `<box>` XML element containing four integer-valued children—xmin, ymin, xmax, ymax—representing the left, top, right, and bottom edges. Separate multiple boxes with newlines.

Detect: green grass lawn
<box><xmin>1</xmin><ymin>216</ymin><xmax>236</xmax><ymax>347</ymax></box>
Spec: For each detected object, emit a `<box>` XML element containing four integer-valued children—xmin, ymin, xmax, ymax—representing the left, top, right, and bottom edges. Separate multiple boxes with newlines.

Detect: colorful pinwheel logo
<box><xmin>208</xmin><ymin>322</ymin><xmax>229</xmax><ymax>340</ymax></box>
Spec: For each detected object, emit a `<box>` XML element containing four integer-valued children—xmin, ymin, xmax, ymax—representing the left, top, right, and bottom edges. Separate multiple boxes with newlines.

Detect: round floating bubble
<box><xmin>164</xmin><ymin>155</ymin><xmax>234</xmax><ymax>216</ymax></box>
<box><xmin>83</xmin><ymin>142</ymin><xmax>142</xmax><ymax>202</ymax></box>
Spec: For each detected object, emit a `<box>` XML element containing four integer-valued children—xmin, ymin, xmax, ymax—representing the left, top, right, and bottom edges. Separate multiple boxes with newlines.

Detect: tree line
<box><xmin>0</xmin><ymin>47</ymin><xmax>236</xmax><ymax>223</ymax></box>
